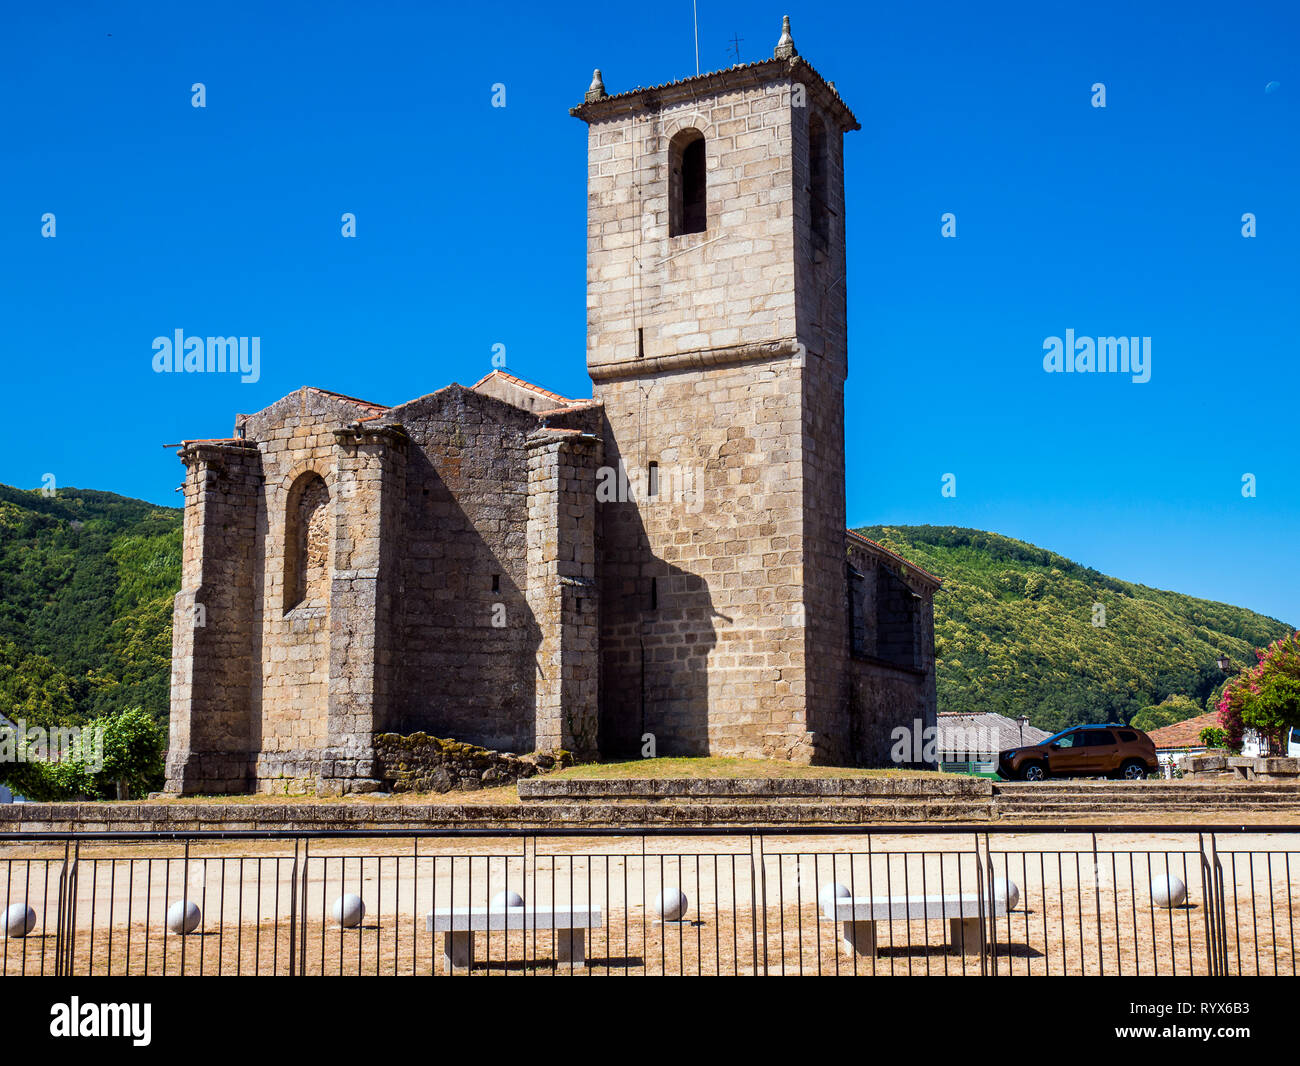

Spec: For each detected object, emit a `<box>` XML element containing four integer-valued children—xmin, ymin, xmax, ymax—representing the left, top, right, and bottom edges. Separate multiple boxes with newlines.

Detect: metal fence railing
<box><xmin>1</xmin><ymin>825</ymin><xmax>1296</xmax><ymax>976</ymax></box>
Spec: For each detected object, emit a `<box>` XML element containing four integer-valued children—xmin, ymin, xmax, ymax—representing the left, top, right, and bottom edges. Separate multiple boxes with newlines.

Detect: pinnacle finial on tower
<box><xmin>585</xmin><ymin>69</ymin><xmax>607</xmax><ymax>103</ymax></box>
<box><xmin>773</xmin><ymin>15</ymin><xmax>798</xmax><ymax>60</ymax></box>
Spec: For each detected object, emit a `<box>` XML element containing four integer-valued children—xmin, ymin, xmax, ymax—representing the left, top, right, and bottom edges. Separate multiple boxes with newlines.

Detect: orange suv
<box><xmin>997</xmin><ymin>724</ymin><xmax>1158</xmax><ymax>781</ymax></box>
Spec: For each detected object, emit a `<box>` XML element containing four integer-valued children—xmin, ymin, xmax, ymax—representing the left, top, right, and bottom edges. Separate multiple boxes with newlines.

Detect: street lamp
<box><xmin>1216</xmin><ymin>655</ymin><xmax>1232</xmax><ymax>673</ymax></box>
<box><xmin>1016</xmin><ymin>714</ymin><xmax>1029</xmax><ymax>745</ymax></box>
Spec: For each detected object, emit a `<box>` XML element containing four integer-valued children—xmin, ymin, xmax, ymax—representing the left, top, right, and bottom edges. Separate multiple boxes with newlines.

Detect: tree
<box><xmin>1131</xmin><ymin>694</ymin><xmax>1201</xmax><ymax>732</ymax></box>
<box><xmin>1219</xmin><ymin>633</ymin><xmax>1300</xmax><ymax>753</ymax></box>
<box><xmin>97</xmin><ymin>706</ymin><xmax>166</xmax><ymax>798</ymax></box>
<box><xmin>1198</xmin><ymin>726</ymin><xmax>1227</xmax><ymax>749</ymax></box>
<box><xmin>0</xmin><ymin>705</ymin><xmax>165</xmax><ymax>801</ymax></box>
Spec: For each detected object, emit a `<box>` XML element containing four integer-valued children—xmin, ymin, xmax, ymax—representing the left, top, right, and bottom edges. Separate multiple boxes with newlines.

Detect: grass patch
<box><xmin>129</xmin><ymin>786</ymin><xmax>521</xmax><ymax>806</ymax></box>
<box><xmin>115</xmin><ymin>759</ymin><xmax>946</xmax><ymax>803</ymax></box>
<box><xmin>550</xmin><ymin>757</ymin><xmax>948</xmax><ymax>781</ymax></box>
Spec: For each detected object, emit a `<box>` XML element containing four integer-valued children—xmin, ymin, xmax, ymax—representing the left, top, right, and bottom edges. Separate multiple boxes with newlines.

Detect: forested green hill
<box><xmin>0</xmin><ymin>487</ymin><xmax>1289</xmax><ymax>741</ymax></box>
<box><xmin>857</xmin><ymin>525</ymin><xmax>1294</xmax><ymax>734</ymax></box>
<box><xmin>0</xmin><ymin>484</ymin><xmax>181</xmax><ymax>726</ymax></box>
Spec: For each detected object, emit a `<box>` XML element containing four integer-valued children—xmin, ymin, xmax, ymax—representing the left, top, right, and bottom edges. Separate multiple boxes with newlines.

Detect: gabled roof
<box><xmin>301</xmin><ymin>386</ymin><xmax>388</xmax><ymax>410</ymax></box>
<box><xmin>937</xmin><ymin>712</ymin><xmax>1051</xmax><ymax>755</ymax></box>
<box><xmin>1145</xmin><ymin>712</ymin><xmax>1221</xmax><ymax>751</ymax></box>
<box><xmin>469</xmin><ymin>370</ymin><xmax>580</xmax><ymax>406</ymax></box>
<box><xmin>570</xmin><ymin>55</ymin><xmax>859</xmax><ymax>132</ymax></box>
<box><xmin>468</xmin><ymin>370</ymin><xmax>596</xmax><ymax>416</ymax></box>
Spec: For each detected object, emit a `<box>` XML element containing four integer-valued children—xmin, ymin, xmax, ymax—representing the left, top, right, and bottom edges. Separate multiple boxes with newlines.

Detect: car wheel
<box><xmin>1120</xmin><ymin>759</ymin><xmax>1147</xmax><ymax>781</ymax></box>
<box><xmin>1021</xmin><ymin>761</ymin><xmax>1047</xmax><ymax>782</ymax></box>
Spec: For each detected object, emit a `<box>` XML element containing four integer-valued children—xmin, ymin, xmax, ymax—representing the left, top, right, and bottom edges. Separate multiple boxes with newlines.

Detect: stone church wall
<box><xmin>239</xmin><ymin>390</ymin><xmax>389</xmax><ymax>791</ymax></box>
<box><xmin>844</xmin><ymin>536</ymin><xmax>939</xmax><ymax>767</ymax></box>
<box><xmin>382</xmin><ymin>387</ymin><xmax>539</xmax><ymax>753</ymax></box>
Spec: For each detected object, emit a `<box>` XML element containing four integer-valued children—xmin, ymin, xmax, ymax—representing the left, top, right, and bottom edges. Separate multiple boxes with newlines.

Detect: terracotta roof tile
<box><xmin>1145</xmin><ymin>712</ymin><xmax>1222</xmax><ymax>750</ymax></box>
<box><xmin>469</xmin><ymin>369</ymin><xmax>582</xmax><ymax>405</ymax></box>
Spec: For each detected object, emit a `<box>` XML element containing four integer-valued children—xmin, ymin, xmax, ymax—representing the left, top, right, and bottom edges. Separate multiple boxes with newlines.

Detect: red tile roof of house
<box><xmin>1145</xmin><ymin>711</ymin><xmax>1222</xmax><ymax>750</ymax></box>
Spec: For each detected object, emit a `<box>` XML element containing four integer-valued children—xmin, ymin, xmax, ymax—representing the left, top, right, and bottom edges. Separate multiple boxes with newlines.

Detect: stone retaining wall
<box><xmin>0</xmin><ymin>799</ymin><xmax>992</xmax><ymax>833</ymax></box>
<box><xmin>518</xmin><ymin>776</ymin><xmax>991</xmax><ymax>803</ymax></box>
<box><xmin>372</xmin><ymin>733</ymin><xmax>572</xmax><ymax>793</ymax></box>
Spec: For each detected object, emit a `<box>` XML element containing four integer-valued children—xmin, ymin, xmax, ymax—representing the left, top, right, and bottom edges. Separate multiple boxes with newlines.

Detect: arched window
<box><xmin>669</xmin><ymin>128</ymin><xmax>707</xmax><ymax>236</ymax></box>
<box><xmin>809</xmin><ymin>113</ymin><xmax>830</xmax><ymax>249</ymax></box>
<box><xmin>284</xmin><ymin>473</ymin><xmax>330</xmax><ymax>612</ymax></box>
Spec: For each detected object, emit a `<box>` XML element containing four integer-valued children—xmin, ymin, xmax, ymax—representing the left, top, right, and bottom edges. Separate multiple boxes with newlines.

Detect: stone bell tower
<box><xmin>571</xmin><ymin>17</ymin><xmax>862</xmax><ymax>762</ymax></box>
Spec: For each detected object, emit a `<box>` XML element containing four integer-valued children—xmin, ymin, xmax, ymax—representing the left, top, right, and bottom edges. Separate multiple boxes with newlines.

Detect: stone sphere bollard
<box><xmin>818</xmin><ymin>882</ymin><xmax>851</xmax><ymax>913</ymax></box>
<box><xmin>1151</xmin><ymin>874</ymin><xmax>1187</xmax><ymax>909</ymax></box>
<box><xmin>166</xmin><ymin>900</ymin><xmax>201</xmax><ymax>935</ymax></box>
<box><xmin>655</xmin><ymin>887</ymin><xmax>689</xmax><ymax>922</ymax></box>
<box><xmin>332</xmin><ymin>893</ymin><xmax>366</xmax><ymax>929</ymax></box>
<box><xmin>993</xmin><ymin>878</ymin><xmax>1021</xmax><ymax>911</ymax></box>
<box><xmin>4</xmin><ymin>902</ymin><xmax>36</xmax><ymax>938</ymax></box>
<box><xmin>489</xmin><ymin>890</ymin><xmax>524</xmax><ymax>910</ymax></box>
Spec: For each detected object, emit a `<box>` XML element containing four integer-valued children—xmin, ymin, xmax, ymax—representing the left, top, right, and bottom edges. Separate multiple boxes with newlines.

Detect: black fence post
<box><xmin>53</xmin><ymin>840</ymin><xmax>72</xmax><ymax>976</ymax></box>
<box><xmin>1199</xmin><ymin>832</ymin><xmax>1221</xmax><ymax>976</ymax></box>
<box><xmin>757</xmin><ymin>834</ymin><xmax>769</xmax><ymax>976</ymax></box>
<box><xmin>289</xmin><ymin>837</ymin><xmax>299</xmax><ymax>977</ymax></box>
<box><xmin>1092</xmin><ymin>832</ymin><xmax>1104</xmax><ymax>977</ymax></box>
<box><xmin>298</xmin><ymin>837</ymin><xmax>310</xmax><ymax>975</ymax></box>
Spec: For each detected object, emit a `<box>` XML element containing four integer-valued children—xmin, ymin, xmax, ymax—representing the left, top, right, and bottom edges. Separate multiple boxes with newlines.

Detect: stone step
<box><xmin>999</xmin><ymin>805</ymin><xmax>1300</xmax><ymax>814</ymax></box>
<box><xmin>995</xmin><ymin>780</ymin><xmax>1300</xmax><ymax>790</ymax></box>
<box><xmin>0</xmin><ymin>799</ymin><xmax>998</xmax><ymax>832</ymax></box>
<box><xmin>999</xmin><ymin>796</ymin><xmax>1300</xmax><ymax>803</ymax></box>
<box><xmin>998</xmin><ymin>807</ymin><xmax>1300</xmax><ymax>817</ymax></box>
<box><xmin>987</xmin><ymin>785</ymin><xmax>1294</xmax><ymax>795</ymax></box>
<box><xmin>518</xmin><ymin>777</ymin><xmax>992</xmax><ymax>804</ymax></box>
<box><xmin>997</xmin><ymin>792</ymin><xmax>1300</xmax><ymax>803</ymax></box>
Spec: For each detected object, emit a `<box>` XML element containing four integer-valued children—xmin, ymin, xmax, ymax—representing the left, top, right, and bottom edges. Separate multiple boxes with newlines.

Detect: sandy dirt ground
<box><xmin>3</xmin><ymin>827</ymin><xmax>1297</xmax><ymax>976</ymax></box>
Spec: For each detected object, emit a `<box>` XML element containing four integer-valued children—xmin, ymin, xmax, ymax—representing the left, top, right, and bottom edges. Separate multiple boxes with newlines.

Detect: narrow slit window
<box><xmin>669</xmin><ymin>128</ymin><xmax>707</xmax><ymax>236</ymax></box>
<box><xmin>809</xmin><ymin>113</ymin><xmax>830</xmax><ymax>248</ymax></box>
<box><xmin>648</xmin><ymin>461</ymin><xmax>659</xmax><ymax>496</ymax></box>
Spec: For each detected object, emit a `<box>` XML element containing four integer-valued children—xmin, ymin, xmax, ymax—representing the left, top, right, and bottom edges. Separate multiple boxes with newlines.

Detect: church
<box><xmin>164</xmin><ymin>17</ymin><xmax>941</xmax><ymax>795</ymax></box>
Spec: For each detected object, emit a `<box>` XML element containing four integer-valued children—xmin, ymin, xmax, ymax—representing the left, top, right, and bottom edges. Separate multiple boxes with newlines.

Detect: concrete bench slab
<box><xmin>425</xmin><ymin>905</ymin><xmax>603</xmax><ymax>972</ymax></box>
<box><xmin>821</xmin><ymin>894</ymin><xmax>1007</xmax><ymax>957</ymax></box>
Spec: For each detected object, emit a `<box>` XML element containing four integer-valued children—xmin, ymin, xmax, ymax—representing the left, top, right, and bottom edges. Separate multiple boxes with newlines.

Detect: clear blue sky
<box><xmin>1</xmin><ymin>1</ymin><xmax>1295</xmax><ymax>624</ymax></box>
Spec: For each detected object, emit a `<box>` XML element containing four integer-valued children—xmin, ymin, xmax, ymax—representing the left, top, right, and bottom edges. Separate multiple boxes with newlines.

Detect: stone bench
<box><xmin>1179</xmin><ymin>755</ymin><xmax>1300</xmax><ymax>782</ymax></box>
<box><xmin>820</xmin><ymin>892</ymin><xmax>1007</xmax><ymax>957</ymax></box>
<box><xmin>425</xmin><ymin>905</ymin><xmax>603</xmax><ymax>973</ymax></box>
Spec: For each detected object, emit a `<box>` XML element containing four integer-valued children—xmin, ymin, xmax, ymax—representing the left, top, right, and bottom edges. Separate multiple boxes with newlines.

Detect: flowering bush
<box><xmin>1218</xmin><ymin>633</ymin><xmax>1300</xmax><ymax>754</ymax></box>
<box><xmin>1216</xmin><ymin>685</ymin><xmax>1247</xmax><ymax>752</ymax></box>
